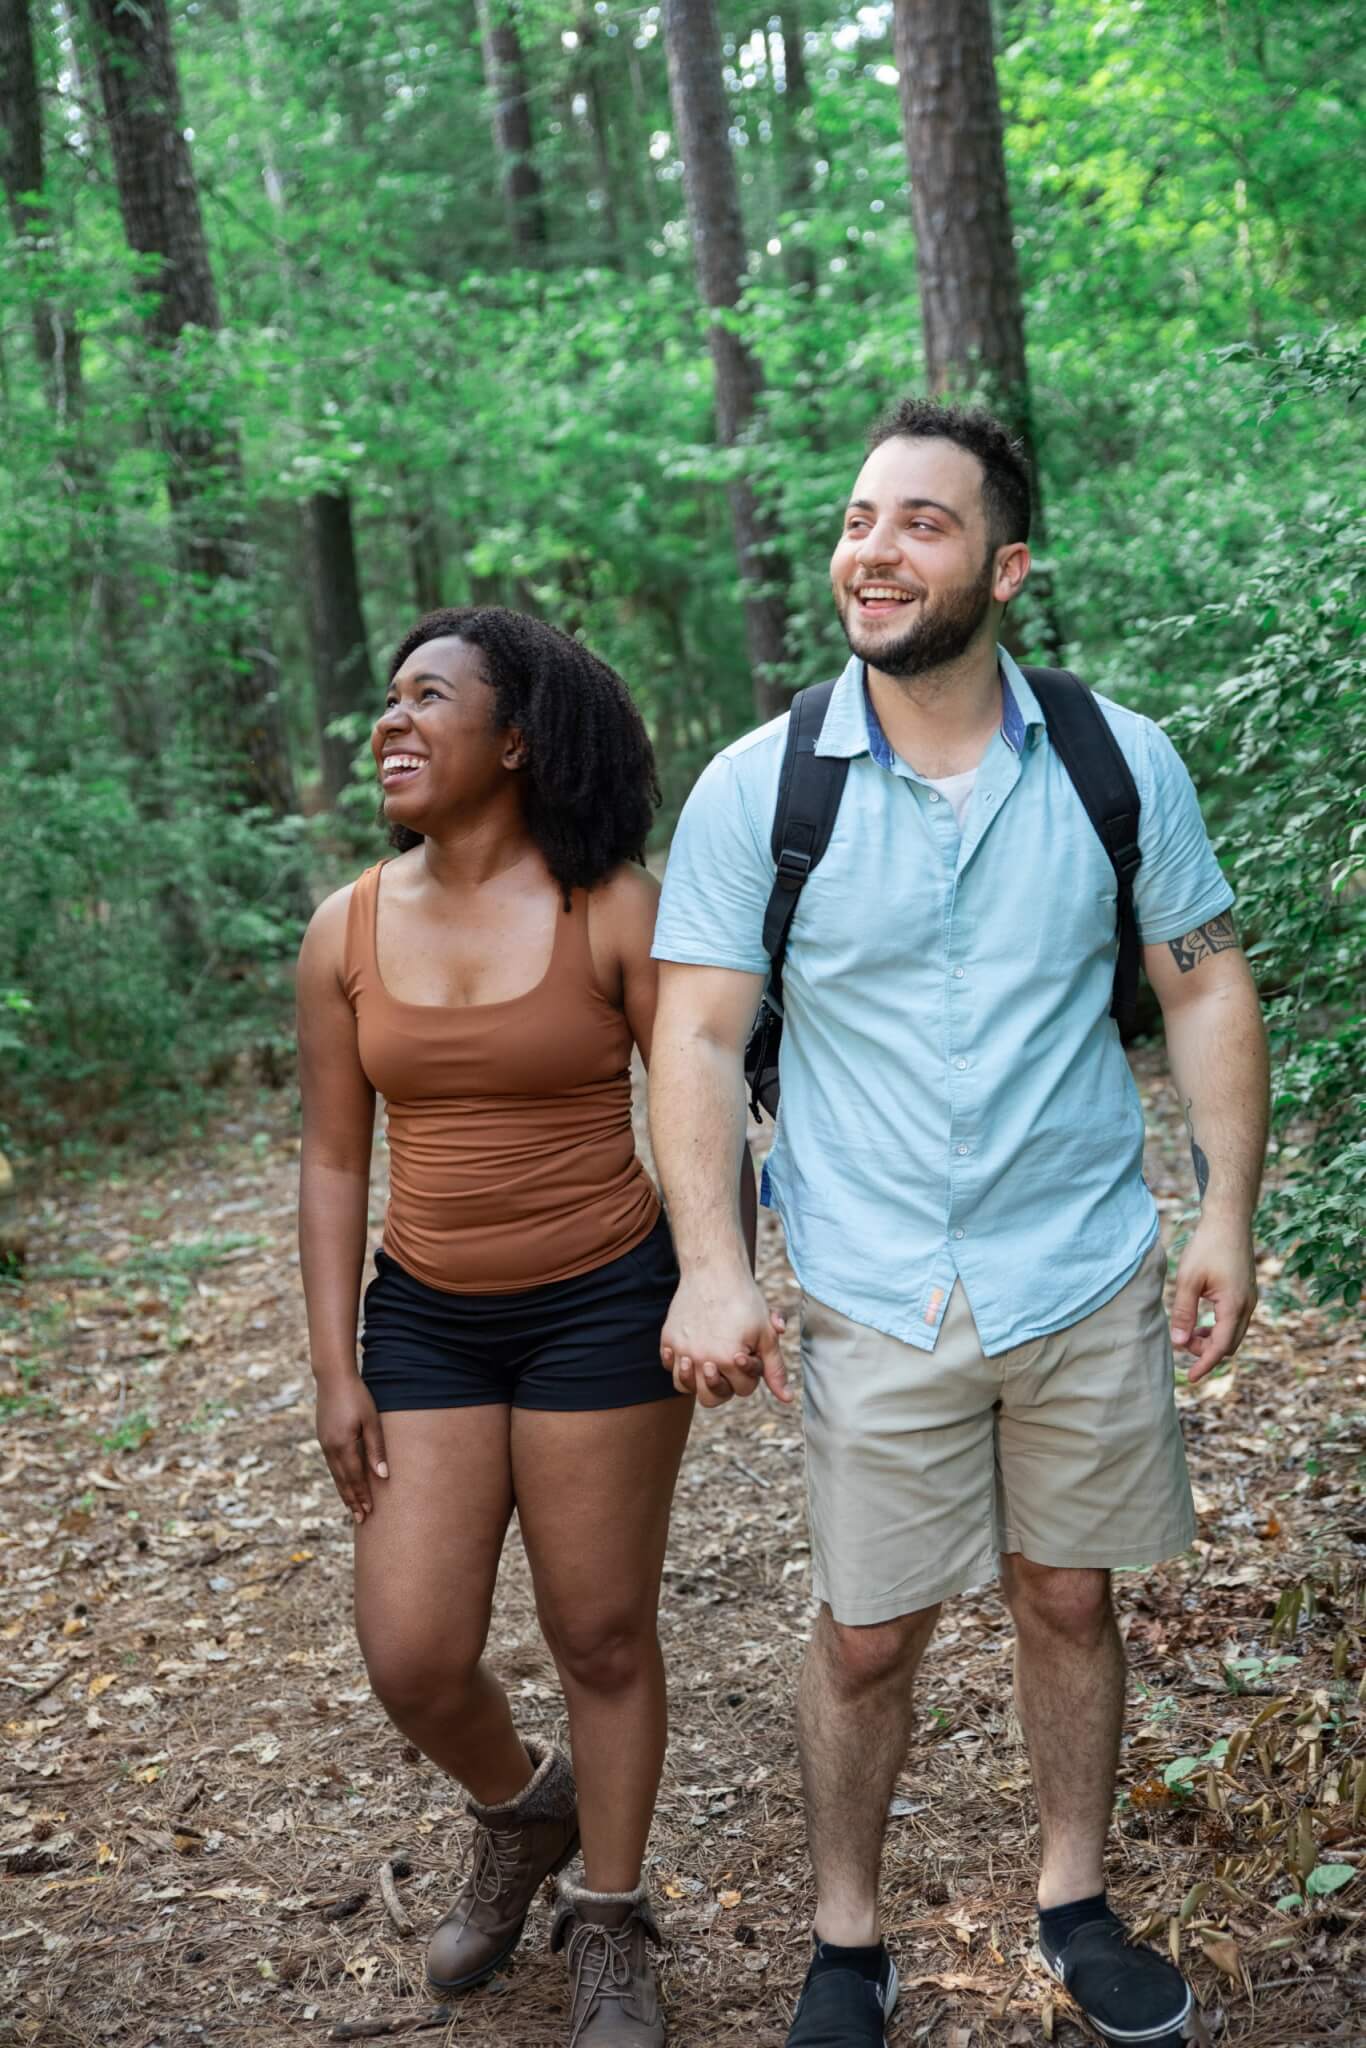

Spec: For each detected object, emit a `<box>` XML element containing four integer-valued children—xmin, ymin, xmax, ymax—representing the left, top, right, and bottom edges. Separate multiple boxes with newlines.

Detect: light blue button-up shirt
<box><xmin>653</xmin><ymin>650</ymin><xmax>1235</xmax><ymax>1354</ymax></box>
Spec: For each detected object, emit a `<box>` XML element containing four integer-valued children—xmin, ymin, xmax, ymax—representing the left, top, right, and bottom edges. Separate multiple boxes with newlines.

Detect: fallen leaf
<box><xmin>1199</xmin><ymin>1932</ymin><xmax>1241</xmax><ymax>1979</ymax></box>
<box><xmin>718</xmin><ymin>1889</ymin><xmax>742</xmax><ymax>1909</ymax></box>
<box><xmin>87</xmin><ymin>1674</ymin><xmax>116</xmax><ymax>1699</ymax></box>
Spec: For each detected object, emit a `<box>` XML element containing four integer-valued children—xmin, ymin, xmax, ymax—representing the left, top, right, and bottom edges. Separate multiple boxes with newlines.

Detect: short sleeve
<box><xmin>652</xmin><ymin>752</ymin><xmax>773</xmax><ymax>973</ymax></box>
<box><xmin>1132</xmin><ymin>720</ymin><xmax>1235</xmax><ymax>945</ymax></box>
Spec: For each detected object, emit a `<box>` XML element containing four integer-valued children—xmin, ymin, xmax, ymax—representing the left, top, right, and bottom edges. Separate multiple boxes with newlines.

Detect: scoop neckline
<box><xmin>368</xmin><ymin>859</ymin><xmax>569</xmax><ymax>1014</ymax></box>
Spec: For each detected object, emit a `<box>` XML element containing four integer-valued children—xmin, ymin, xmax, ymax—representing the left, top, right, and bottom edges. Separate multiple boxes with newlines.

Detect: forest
<box><xmin>0</xmin><ymin>2</ymin><xmax>1361</xmax><ymax>1277</ymax></box>
<box><xmin>1</xmin><ymin>7</ymin><xmax>1364</xmax><ymax>2046</ymax></box>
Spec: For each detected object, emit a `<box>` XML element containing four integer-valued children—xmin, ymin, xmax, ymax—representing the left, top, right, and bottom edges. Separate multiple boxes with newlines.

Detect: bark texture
<box><xmin>894</xmin><ymin>0</ymin><xmax>1062</xmax><ymax>652</ymax></box>
<box><xmin>306</xmin><ymin>490</ymin><xmax>376</xmax><ymax>806</ymax></box>
<box><xmin>474</xmin><ymin>0</ymin><xmax>546</xmax><ymax>250</ymax></box>
<box><xmin>86</xmin><ymin>0</ymin><xmax>297</xmax><ymax>818</ymax></box>
<box><xmin>664</xmin><ymin>0</ymin><xmax>790</xmax><ymax>720</ymax></box>
<box><xmin>0</xmin><ymin>0</ymin><xmax>83</xmax><ymax>411</ymax></box>
<box><xmin>777</xmin><ymin>3</ymin><xmax>818</xmax><ymax>295</ymax></box>
<box><xmin>893</xmin><ymin>0</ymin><xmax>1028</xmax><ymax>422</ymax></box>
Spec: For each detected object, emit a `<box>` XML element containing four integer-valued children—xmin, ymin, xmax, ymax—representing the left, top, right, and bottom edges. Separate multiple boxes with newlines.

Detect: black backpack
<box><xmin>743</xmin><ymin>666</ymin><xmax>1143</xmax><ymax>1120</ymax></box>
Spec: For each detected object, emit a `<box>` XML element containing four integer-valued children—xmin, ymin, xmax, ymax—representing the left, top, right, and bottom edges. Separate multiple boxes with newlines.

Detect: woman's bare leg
<box><xmin>512</xmin><ymin>1398</ymin><xmax>693</xmax><ymax>1890</ymax></box>
<box><xmin>353</xmin><ymin>1404</ymin><xmax>531</xmax><ymax>1804</ymax></box>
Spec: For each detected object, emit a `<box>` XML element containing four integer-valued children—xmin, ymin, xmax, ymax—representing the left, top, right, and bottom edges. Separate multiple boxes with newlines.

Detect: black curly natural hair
<box><xmin>383</xmin><ymin>606</ymin><xmax>660</xmax><ymax>899</ymax></box>
<box><xmin>867</xmin><ymin>397</ymin><xmax>1032</xmax><ymax>554</ymax></box>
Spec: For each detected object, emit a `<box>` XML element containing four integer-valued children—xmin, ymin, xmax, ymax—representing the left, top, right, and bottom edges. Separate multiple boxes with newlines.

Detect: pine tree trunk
<box><xmin>893</xmin><ymin>0</ymin><xmax>1063</xmax><ymax>653</ymax></box>
<box><xmin>474</xmin><ymin>0</ymin><xmax>546</xmax><ymax>251</ymax></box>
<box><xmin>663</xmin><ymin>0</ymin><xmax>790</xmax><ymax>722</ymax></box>
<box><xmin>777</xmin><ymin>3</ymin><xmax>819</xmax><ymax>295</ymax></box>
<box><xmin>305</xmin><ymin>490</ymin><xmax>376</xmax><ymax>806</ymax></box>
<box><xmin>85</xmin><ymin>0</ymin><xmax>298</xmax><ymax>818</ymax></box>
<box><xmin>0</xmin><ymin>0</ymin><xmax>83</xmax><ymax>414</ymax></box>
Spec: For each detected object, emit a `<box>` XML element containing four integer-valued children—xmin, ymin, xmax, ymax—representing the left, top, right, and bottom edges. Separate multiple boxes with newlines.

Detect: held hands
<box><xmin>316</xmin><ymin>1374</ymin><xmax>389</xmax><ymax>1523</ymax></box>
<box><xmin>661</xmin><ymin>1267</ymin><xmax>791</xmax><ymax>1409</ymax></box>
<box><xmin>1170</xmin><ymin>1215</ymin><xmax>1259</xmax><ymax>1383</ymax></box>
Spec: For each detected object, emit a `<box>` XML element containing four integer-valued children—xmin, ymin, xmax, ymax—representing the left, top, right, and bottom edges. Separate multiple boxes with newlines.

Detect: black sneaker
<box><xmin>785</xmin><ymin>1940</ymin><xmax>898</xmax><ymax>2047</ymax></box>
<box><xmin>1039</xmin><ymin>1910</ymin><xmax>1203</xmax><ymax>2045</ymax></box>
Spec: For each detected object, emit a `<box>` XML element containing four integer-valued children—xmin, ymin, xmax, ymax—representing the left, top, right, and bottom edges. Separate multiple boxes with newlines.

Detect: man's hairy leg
<box><xmin>1002</xmin><ymin>1556</ymin><xmax>1124</xmax><ymax>1907</ymax></box>
<box><xmin>797</xmin><ymin>1602</ymin><xmax>940</xmax><ymax>1946</ymax></box>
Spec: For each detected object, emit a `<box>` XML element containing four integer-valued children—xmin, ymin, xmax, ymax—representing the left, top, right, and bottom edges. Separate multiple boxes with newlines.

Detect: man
<box><xmin>648</xmin><ymin>399</ymin><xmax>1267</xmax><ymax>2048</ymax></box>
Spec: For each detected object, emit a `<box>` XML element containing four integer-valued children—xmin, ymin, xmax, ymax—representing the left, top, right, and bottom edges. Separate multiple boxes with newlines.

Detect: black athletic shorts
<box><xmin>359</xmin><ymin>1211</ymin><xmax>684</xmax><ymax>1413</ymax></box>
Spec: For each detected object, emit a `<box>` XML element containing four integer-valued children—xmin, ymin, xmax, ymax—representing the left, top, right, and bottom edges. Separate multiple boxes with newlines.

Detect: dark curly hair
<box><xmin>867</xmin><ymin>397</ymin><xmax>1032</xmax><ymax>554</ymax></box>
<box><xmin>383</xmin><ymin>607</ymin><xmax>660</xmax><ymax>899</ymax></box>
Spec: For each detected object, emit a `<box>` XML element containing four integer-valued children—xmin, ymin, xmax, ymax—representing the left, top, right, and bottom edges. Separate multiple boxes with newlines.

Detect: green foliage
<box><xmin>0</xmin><ymin>0</ymin><xmax>1362</xmax><ymax>1302</ymax></box>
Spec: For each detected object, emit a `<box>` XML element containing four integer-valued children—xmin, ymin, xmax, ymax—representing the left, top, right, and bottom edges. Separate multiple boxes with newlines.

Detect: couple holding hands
<box><xmin>297</xmin><ymin>399</ymin><xmax>1265</xmax><ymax>2048</ymax></box>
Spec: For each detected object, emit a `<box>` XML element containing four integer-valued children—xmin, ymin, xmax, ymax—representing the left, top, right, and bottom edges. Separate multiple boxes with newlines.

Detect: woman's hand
<box><xmin>315</xmin><ymin>1374</ymin><xmax>389</xmax><ymax>1524</ymax></box>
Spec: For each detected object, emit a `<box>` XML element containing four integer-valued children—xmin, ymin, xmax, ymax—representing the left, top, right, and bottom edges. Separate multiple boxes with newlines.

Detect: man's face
<box><xmin>829</xmin><ymin>436</ymin><xmax>1027</xmax><ymax>677</ymax></box>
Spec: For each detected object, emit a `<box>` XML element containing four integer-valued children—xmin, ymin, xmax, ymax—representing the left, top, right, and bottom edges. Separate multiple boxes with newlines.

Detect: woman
<box><xmin>296</xmin><ymin>608</ymin><xmax>691</xmax><ymax>2047</ymax></box>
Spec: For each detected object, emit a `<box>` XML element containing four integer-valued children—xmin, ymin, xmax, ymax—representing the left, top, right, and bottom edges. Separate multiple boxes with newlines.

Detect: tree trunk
<box><xmin>305</xmin><ymin>490</ymin><xmax>376</xmax><ymax>806</ymax></box>
<box><xmin>777</xmin><ymin>4</ymin><xmax>818</xmax><ymax>295</ymax></box>
<box><xmin>893</xmin><ymin>0</ymin><xmax>1062</xmax><ymax>652</ymax></box>
<box><xmin>405</xmin><ymin>490</ymin><xmax>444</xmax><ymax>615</ymax></box>
<box><xmin>85</xmin><ymin>0</ymin><xmax>298</xmax><ymax>819</ymax></box>
<box><xmin>663</xmin><ymin>0</ymin><xmax>790</xmax><ymax>721</ymax></box>
<box><xmin>575</xmin><ymin>14</ymin><xmax>621</xmax><ymax>258</ymax></box>
<box><xmin>474</xmin><ymin>0</ymin><xmax>546</xmax><ymax>250</ymax></box>
<box><xmin>0</xmin><ymin>0</ymin><xmax>83</xmax><ymax>414</ymax></box>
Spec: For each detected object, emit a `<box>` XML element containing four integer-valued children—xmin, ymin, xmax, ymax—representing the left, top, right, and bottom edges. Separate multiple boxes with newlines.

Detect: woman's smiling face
<box><xmin>372</xmin><ymin>636</ymin><xmax>526</xmax><ymax>831</ymax></box>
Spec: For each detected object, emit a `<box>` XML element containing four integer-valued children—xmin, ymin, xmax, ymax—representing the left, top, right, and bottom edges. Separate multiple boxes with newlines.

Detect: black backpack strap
<box><xmin>1024</xmin><ymin>666</ymin><xmax>1143</xmax><ymax>1035</ymax></box>
<box><xmin>760</xmin><ymin>678</ymin><xmax>849</xmax><ymax>997</ymax></box>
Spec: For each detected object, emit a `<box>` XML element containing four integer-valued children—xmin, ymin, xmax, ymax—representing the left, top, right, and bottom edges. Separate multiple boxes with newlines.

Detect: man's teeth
<box><xmin>858</xmin><ymin>585</ymin><xmax>915</xmax><ymax>602</ymax></box>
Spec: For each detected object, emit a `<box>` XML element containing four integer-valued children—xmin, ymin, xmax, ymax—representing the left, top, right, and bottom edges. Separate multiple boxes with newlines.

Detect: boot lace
<box><xmin>467</xmin><ymin>1822</ymin><xmax>524</xmax><ymax>1906</ymax></box>
<box><xmin>566</xmin><ymin>1917</ymin><xmax>636</xmax><ymax>2046</ymax></box>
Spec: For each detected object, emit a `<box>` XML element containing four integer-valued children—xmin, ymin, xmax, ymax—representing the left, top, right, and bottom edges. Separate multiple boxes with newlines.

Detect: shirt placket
<box><xmin>913</xmin><ymin>778</ymin><xmax>965</xmax><ymax>1334</ymax></box>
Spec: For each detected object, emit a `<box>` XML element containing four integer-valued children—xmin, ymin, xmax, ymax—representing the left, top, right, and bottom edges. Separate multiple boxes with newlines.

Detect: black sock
<box><xmin>810</xmin><ymin>1938</ymin><xmax>886</xmax><ymax>1985</ymax></box>
<box><xmin>1038</xmin><ymin>1891</ymin><xmax>1111</xmax><ymax>1954</ymax></box>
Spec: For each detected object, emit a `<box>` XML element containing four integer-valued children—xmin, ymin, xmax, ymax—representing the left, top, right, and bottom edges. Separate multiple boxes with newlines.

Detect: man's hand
<box><xmin>661</xmin><ymin>1265</ymin><xmax>791</xmax><ymax>1409</ymax></box>
<box><xmin>1170</xmin><ymin>1217</ymin><xmax>1259</xmax><ymax>1382</ymax></box>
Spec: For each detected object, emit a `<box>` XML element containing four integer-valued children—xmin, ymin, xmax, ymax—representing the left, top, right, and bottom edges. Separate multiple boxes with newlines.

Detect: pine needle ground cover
<box><xmin>1</xmin><ymin>1054</ymin><xmax>1361</xmax><ymax>2048</ymax></box>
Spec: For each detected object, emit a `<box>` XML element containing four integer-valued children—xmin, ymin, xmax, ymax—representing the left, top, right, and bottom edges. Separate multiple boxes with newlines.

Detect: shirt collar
<box><xmin>814</xmin><ymin>646</ymin><xmax>1044</xmax><ymax>764</ymax></box>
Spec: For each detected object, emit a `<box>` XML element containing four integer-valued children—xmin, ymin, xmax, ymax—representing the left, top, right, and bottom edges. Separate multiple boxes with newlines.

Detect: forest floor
<box><xmin>2</xmin><ymin>1050</ymin><xmax>1363</xmax><ymax>2048</ymax></box>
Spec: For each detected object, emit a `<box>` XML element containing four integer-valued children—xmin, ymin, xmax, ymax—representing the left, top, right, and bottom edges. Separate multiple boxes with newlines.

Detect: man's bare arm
<box><xmin>648</xmin><ymin>961</ymin><xmax>789</xmax><ymax>1406</ymax></box>
<box><xmin>1146</xmin><ymin>914</ymin><xmax>1269</xmax><ymax>1380</ymax></box>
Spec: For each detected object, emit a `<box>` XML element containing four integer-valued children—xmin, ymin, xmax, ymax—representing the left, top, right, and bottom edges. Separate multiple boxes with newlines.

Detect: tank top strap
<box><xmin>342</xmin><ymin>861</ymin><xmax>385</xmax><ymax>1008</ymax></box>
<box><xmin>543</xmin><ymin>886</ymin><xmax>611</xmax><ymax>1003</ymax></box>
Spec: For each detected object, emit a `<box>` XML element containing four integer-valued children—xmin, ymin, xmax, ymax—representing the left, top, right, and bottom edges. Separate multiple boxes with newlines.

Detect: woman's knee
<box><xmin>540</xmin><ymin>1607</ymin><xmax>657</xmax><ymax>1696</ymax></box>
<box><xmin>359</xmin><ymin>1625</ymin><xmax>484</xmax><ymax>1722</ymax></box>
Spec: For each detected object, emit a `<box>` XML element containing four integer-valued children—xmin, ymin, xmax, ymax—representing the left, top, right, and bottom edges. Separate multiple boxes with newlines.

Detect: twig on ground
<box><xmin>728</xmin><ymin>1457</ymin><xmax>770</xmax><ymax>1491</ymax></box>
<box><xmin>379</xmin><ymin>1857</ymin><xmax>414</xmax><ymax>1936</ymax></box>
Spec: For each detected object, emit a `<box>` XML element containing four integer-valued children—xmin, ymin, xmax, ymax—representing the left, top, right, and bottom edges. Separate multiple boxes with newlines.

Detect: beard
<box><xmin>836</xmin><ymin>548</ymin><xmax>997</xmax><ymax>679</ymax></box>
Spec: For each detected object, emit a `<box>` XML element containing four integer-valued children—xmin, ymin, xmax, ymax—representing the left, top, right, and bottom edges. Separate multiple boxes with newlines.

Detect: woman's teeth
<box><xmin>381</xmin><ymin>754</ymin><xmax>426</xmax><ymax>783</ymax></box>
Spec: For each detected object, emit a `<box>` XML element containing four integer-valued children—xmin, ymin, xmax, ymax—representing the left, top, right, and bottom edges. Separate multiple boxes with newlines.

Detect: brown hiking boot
<box><xmin>426</xmin><ymin>1743</ymin><xmax>579</xmax><ymax>1994</ymax></box>
<box><xmin>552</xmin><ymin>1880</ymin><xmax>666</xmax><ymax>2045</ymax></box>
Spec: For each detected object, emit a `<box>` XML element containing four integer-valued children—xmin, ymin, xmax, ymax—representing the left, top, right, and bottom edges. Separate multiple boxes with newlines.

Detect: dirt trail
<box><xmin>2</xmin><ymin>1053</ymin><xmax>1362</xmax><ymax>2047</ymax></box>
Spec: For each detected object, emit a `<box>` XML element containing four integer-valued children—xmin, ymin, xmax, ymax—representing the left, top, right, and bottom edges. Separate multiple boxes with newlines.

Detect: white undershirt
<box><xmin>923</xmin><ymin>765</ymin><xmax>978</xmax><ymax>828</ymax></box>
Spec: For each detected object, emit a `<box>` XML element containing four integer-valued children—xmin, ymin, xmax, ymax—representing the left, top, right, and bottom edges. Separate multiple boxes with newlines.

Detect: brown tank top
<box><xmin>343</xmin><ymin>861</ymin><xmax>659</xmax><ymax>1294</ymax></box>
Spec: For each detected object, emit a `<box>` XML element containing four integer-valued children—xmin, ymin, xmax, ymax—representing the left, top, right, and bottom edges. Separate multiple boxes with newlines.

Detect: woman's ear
<box><xmin>502</xmin><ymin>727</ymin><xmax>529</xmax><ymax>771</ymax></box>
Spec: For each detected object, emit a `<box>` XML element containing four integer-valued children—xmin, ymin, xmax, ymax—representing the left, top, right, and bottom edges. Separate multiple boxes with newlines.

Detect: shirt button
<box><xmin>952</xmin><ymin>967</ymin><xmax>965</xmax><ymax>980</ymax></box>
<box><xmin>956</xmin><ymin>1143</ymin><xmax>970</xmax><ymax>1155</ymax></box>
<box><xmin>954</xmin><ymin>1057</ymin><xmax>968</xmax><ymax>1071</ymax></box>
<box><xmin>953</xmin><ymin>1228</ymin><xmax>966</xmax><ymax>1240</ymax></box>
<box><xmin>927</xmin><ymin>790</ymin><xmax>941</xmax><ymax>803</ymax></box>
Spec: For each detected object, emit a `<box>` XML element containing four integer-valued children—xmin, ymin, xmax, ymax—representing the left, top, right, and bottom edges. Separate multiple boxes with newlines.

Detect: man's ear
<box><xmin>993</xmin><ymin>542</ymin><xmax>1031</xmax><ymax>607</ymax></box>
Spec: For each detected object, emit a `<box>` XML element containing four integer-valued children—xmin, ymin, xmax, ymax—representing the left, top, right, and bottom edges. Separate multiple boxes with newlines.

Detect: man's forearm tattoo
<box><xmin>1168</xmin><ymin>912</ymin><xmax>1238</xmax><ymax>974</ymax></box>
<box><xmin>1183</xmin><ymin>1096</ymin><xmax>1211</xmax><ymax>1202</ymax></box>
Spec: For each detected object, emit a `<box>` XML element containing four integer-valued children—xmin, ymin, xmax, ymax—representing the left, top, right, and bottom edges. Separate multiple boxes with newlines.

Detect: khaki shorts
<box><xmin>799</xmin><ymin>1237</ymin><xmax>1196</xmax><ymax>1625</ymax></box>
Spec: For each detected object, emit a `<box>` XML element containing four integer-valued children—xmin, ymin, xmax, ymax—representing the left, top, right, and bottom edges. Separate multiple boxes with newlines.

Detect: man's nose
<box><xmin>856</xmin><ymin>520</ymin><xmax>899</xmax><ymax>563</ymax></box>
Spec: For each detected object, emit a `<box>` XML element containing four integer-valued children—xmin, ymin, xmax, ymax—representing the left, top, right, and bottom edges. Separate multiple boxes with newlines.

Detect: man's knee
<box><xmin>1003</xmin><ymin>1556</ymin><xmax>1112</xmax><ymax>1644</ymax></box>
<box><xmin>817</xmin><ymin>1603</ymin><xmax>940</xmax><ymax>1693</ymax></box>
